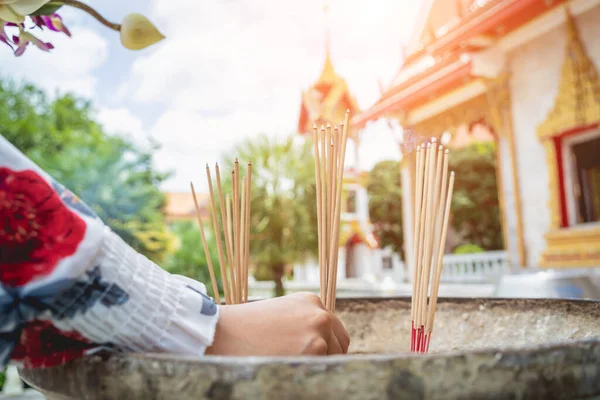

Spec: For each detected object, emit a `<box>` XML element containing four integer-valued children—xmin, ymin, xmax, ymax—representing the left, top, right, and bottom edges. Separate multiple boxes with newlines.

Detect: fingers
<box><xmin>326</xmin><ymin>330</ymin><xmax>344</xmax><ymax>355</ymax></box>
<box><xmin>311</xmin><ymin>308</ymin><xmax>349</xmax><ymax>355</ymax></box>
<box><xmin>330</xmin><ymin>313</ymin><xmax>350</xmax><ymax>353</ymax></box>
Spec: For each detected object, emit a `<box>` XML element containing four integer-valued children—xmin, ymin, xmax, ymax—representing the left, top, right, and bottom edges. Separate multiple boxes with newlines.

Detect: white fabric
<box><xmin>51</xmin><ymin>228</ymin><xmax>220</xmax><ymax>355</ymax></box>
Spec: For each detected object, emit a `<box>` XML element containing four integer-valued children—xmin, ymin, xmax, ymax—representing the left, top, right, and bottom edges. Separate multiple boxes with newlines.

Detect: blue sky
<box><xmin>0</xmin><ymin>0</ymin><xmax>421</xmax><ymax>192</ymax></box>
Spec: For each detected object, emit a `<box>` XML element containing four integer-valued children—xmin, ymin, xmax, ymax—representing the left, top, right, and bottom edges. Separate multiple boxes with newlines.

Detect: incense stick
<box><xmin>313</xmin><ymin>126</ymin><xmax>325</xmax><ymax>303</ymax></box>
<box><xmin>191</xmin><ymin>161</ymin><xmax>252</xmax><ymax>305</ymax></box>
<box><xmin>216</xmin><ymin>164</ymin><xmax>236</xmax><ymax>301</ymax></box>
<box><xmin>206</xmin><ymin>165</ymin><xmax>231</xmax><ymax>305</ymax></box>
<box><xmin>190</xmin><ymin>182</ymin><xmax>220</xmax><ymax>305</ymax></box>
<box><xmin>313</xmin><ymin>111</ymin><xmax>350</xmax><ymax>312</ymax></box>
<box><xmin>410</xmin><ymin>145</ymin><xmax>424</xmax><ymax>351</ymax></box>
<box><xmin>244</xmin><ymin>162</ymin><xmax>252</xmax><ymax>303</ymax></box>
<box><xmin>409</xmin><ymin>138</ymin><xmax>455</xmax><ymax>354</ymax></box>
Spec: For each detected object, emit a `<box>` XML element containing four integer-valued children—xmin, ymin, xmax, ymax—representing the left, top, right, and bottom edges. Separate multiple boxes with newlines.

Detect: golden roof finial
<box><xmin>318</xmin><ymin>0</ymin><xmax>336</xmax><ymax>83</ymax></box>
<box><xmin>537</xmin><ymin>7</ymin><xmax>600</xmax><ymax>139</ymax></box>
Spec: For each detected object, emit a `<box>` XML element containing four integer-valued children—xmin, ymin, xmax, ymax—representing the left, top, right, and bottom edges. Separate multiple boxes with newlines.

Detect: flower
<box><xmin>120</xmin><ymin>13</ymin><xmax>165</xmax><ymax>50</ymax></box>
<box><xmin>31</xmin><ymin>13</ymin><xmax>70</xmax><ymax>37</ymax></box>
<box><xmin>12</xmin><ymin>30</ymin><xmax>53</xmax><ymax>56</ymax></box>
<box><xmin>11</xmin><ymin>321</ymin><xmax>94</xmax><ymax>368</ymax></box>
<box><xmin>0</xmin><ymin>20</ymin><xmax>12</xmax><ymax>48</ymax></box>
<box><xmin>0</xmin><ymin>0</ymin><xmax>50</xmax><ymax>23</ymax></box>
<box><xmin>0</xmin><ymin>168</ymin><xmax>86</xmax><ymax>286</ymax></box>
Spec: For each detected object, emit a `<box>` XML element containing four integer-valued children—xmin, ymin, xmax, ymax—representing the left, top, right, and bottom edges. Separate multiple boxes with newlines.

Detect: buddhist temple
<box><xmin>294</xmin><ymin>5</ymin><xmax>404</xmax><ymax>284</ymax></box>
<box><xmin>354</xmin><ymin>0</ymin><xmax>600</xmax><ymax>273</ymax></box>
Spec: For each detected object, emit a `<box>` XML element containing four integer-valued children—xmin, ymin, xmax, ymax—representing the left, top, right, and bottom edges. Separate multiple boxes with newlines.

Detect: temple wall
<box><xmin>507</xmin><ymin>5</ymin><xmax>600</xmax><ymax>267</ymax></box>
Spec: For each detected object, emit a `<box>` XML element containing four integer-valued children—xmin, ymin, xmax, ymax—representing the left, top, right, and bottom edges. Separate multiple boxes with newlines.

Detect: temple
<box><xmin>294</xmin><ymin>10</ymin><xmax>403</xmax><ymax>285</ymax></box>
<box><xmin>354</xmin><ymin>0</ymin><xmax>600</xmax><ymax>272</ymax></box>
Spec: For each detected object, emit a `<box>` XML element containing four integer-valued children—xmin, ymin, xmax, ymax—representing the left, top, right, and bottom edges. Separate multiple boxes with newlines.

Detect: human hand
<box><xmin>205</xmin><ymin>292</ymin><xmax>350</xmax><ymax>356</ymax></box>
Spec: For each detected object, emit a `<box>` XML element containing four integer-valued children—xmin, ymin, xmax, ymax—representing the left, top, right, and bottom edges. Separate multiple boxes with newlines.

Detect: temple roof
<box><xmin>537</xmin><ymin>10</ymin><xmax>600</xmax><ymax>139</ymax></box>
<box><xmin>353</xmin><ymin>0</ymin><xmax>567</xmax><ymax>128</ymax></box>
<box><xmin>164</xmin><ymin>192</ymin><xmax>209</xmax><ymax>222</ymax></box>
<box><xmin>297</xmin><ymin>52</ymin><xmax>360</xmax><ymax>136</ymax></box>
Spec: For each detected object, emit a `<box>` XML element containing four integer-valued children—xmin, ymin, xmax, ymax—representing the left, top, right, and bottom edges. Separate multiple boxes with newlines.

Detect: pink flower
<box><xmin>12</xmin><ymin>30</ymin><xmax>53</xmax><ymax>56</ymax></box>
<box><xmin>31</xmin><ymin>13</ymin><xmax>70</xmax><ymax>37</ymax></box>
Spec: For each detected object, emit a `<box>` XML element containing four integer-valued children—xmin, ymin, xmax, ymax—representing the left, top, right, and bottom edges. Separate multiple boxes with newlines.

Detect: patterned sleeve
<box><xmin>0</xmin><ymin>135</ymin><xmax>219</xmax><ymax>369</ymax></box>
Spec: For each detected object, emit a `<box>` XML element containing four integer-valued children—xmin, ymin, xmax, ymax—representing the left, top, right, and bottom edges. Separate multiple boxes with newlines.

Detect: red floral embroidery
<box><xmin>0</xmin><ymin>168</ymin><xmax>86</xmax><ymax>286</ymax></box>
<box><xmin>12</xmin><ymin>321</ymin><xmax>94</xmax><ymax>369</ymax></box>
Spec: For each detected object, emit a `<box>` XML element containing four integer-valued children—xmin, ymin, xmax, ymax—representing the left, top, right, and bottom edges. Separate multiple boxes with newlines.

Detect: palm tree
<box><xmin>220</xmin><ymin>134</ymin><xmax>317</xmax><ymax>297</ymax></box>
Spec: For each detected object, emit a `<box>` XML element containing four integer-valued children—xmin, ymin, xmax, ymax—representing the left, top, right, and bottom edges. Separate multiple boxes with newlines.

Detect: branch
<box><xmin>48</xmin><ymin>0</ymin><xmax>120</xmax><ymax>31</ymax></box>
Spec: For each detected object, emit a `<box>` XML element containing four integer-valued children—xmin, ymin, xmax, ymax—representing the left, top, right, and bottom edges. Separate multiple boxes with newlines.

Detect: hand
<box><xmin>205</xmin><ymin>292</ymin><xmax>350</xmax><ymax>356</ymax></box>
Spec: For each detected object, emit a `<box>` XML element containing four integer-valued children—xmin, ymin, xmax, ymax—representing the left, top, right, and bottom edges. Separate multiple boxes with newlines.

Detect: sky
<box><xmin>0</xmin><ymin>0</ymin><xmax>422</xmax><ymax>192</ymax></box>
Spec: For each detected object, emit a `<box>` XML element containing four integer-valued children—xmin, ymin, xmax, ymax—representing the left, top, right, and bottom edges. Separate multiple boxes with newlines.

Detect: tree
<box><xmin>449</xmin><ymin>141</ymin><xmax>503</xmax><ymax>251</ymax></box>
<box><xmin>221</xmin><ymin>134</ymin><xmax>317</xmax><ymax>297</ymax></box>
<box><xmin>0</xmin><ymin>79</ymin><xmax>173</xmax><ymax>262</ymax></box>
<box><xmin>366</xmin><ymin>160</ymin><xmax>404</xmax><ymax>259</ymax></box>
<box><xmin>164</xmin><ymin>221</ymin><xmax>222</xmax><ymax>299</ymax></box>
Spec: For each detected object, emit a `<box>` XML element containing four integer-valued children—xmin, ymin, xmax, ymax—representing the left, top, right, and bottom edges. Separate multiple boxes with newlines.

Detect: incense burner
<box><xmin>19</xmin><ymin>297</ymin><xmax>600</xmax><ymax>400</ymax></box>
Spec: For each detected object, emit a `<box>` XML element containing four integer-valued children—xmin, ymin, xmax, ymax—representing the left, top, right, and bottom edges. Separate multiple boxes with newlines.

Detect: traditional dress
<box><xmin>0</xmin><ymin>135</ymin><xmax>219</xmax><ymax>368</ymax></box>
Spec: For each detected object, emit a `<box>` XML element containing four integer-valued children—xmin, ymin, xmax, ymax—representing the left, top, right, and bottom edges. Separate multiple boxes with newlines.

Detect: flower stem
<box><xmin>48</xmin><ymin>0</ymin><xmax>120</xmax><ymax>31</ymax></box>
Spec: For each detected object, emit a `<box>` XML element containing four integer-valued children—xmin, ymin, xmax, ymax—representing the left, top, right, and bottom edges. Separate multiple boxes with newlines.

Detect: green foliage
<box><xmin>164</xmin><ymin>221</ymin><xmax>222</xmax><ymax>299</ymax></box>
<box><xmin>453</xmin><ymin>243</ymin><xmax>485</xmax><ymax>254</ymax></box>
<box><xmin>366</xmin><ymin>160</ymin><xmax>404</xmax><ymax>258</ymax></box>
<box><xmin>221</xmin><ymin>135</ymin><xmax>318</xmax><ymax>296</ymax></box>
<box><xmin>0</xmin><ymin>79</ymin><xmax>172</xmax><ymax>262</ymax></box>
<box><xmin>449</xmin><ymin>141</ymin><xmax>504</xmax><ymax>251</ymax></box>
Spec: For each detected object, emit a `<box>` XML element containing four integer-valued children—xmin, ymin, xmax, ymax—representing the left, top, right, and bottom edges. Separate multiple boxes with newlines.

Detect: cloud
<box><xmin>117</xmin><ymin>0</ymin><xmax>419</xmax><ymax>190</ymax></box>
<box><xmin>0</xmin><ymin>26</ymin><xmax>109</xmax><ymax>98</ymax></box>
<box><xmin>97</xmin><ymin>107</ymin><xmax>147</xmax><ymax>144</ymax></box>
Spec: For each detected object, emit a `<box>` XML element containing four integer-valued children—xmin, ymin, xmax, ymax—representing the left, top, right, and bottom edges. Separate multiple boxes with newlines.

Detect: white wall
<box><xmin>507</xmin><ymin>5</ymin><xmax>600</xmax><ymax>267</ymax></box>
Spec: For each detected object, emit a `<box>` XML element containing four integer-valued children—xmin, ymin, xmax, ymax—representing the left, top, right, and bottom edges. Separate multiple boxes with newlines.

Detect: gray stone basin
<box><xmin>19</xmin><ymin>297</ymin><xmax>600</xmax><ymax>399</ymax></box>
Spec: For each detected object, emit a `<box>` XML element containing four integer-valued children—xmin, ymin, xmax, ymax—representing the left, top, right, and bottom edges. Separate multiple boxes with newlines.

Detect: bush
<box><xmin>453</xmin><ymin>244</ymin><xmax>485</xmax><ymax>254</ymax></box>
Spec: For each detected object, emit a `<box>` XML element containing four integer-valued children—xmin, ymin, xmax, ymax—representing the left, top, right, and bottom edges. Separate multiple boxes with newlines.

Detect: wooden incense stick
<box><xmin>191</xmin><ymin>161</ymin><xmax>252</xmax><ymax>305</ymax></box>
<box><xmin>190</xmin><ymin>182</ymin><xmax>221</xmax><ymax>305</ymax></box>
<box><xmin>409</xmin><ymin>137</ymin><xmax>455</xmax><ymax>354</ymax></box>
<box><xmin>233</xmin><ymin>162</ymin><xmax>241</xmax><ymax>304</ymax></box>
<box><xmin>414</xmin><ymin>142</ymin><xmax>432</xmax><ymax>351</ymax></box>
<box><xmin>206</xmin><ymin>165</ymin><xmax>232</xmax><ymax>305</ymax></box>
<box><xmin>313</xmin><ymin>111</ymin><xmax>350</xmax><ymax>312</ymax></box>
<box><xmin>328</xmin><ymin>113</ymin><xmax>350</xmax><ymax>312</ymax></box>
<box><xmin>226</xmin><ymin>192</ymin><xmax>235</xmax><ymax>302</ymax></box>
<box><xmin>410</xmin><ymin>145</ymin><xmax>424</xmax><ymax>351</ymax></box>
<box><xmin>313</xmin><ymin>126</ymin><xmax>325</xmax><ymax>303</ymax></box>
<box><xmin>244</xmin><ymin>162</ymin><xmax>252</xmax><ymax>303</ymax></box>
<box><xmin>320</xmin><ymin>125</ymin><xmax>328</xmax><ymax>303</ymax></box>
<box><xmin>215</xmin><ymin>164</ymin><xmax>236</xmax><ymax>301</ymax></box>
<box><xmin>239</xmin><ymin>180</ymin><xmax>246</xmax><ymax>303</ymax></box>
<box><xmin>425</xmin><ymin>172</ymin><xmax>454</xmax><ymax>352</ymax></box>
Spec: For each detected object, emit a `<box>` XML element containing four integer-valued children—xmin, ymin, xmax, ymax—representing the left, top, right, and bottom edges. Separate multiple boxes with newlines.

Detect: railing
<box><xmin>439</xmin><ymin>250</ymin><xmax>510</xmax><ymax>283</ymax></box>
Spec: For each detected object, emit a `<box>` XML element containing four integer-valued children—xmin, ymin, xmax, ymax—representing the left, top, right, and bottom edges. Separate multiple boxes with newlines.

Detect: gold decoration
<box><xmin>412</xmin><ymin>94</ymin><xmax>490</xmax><ymax>138</ymax></box>
<box><xmin>484</xmin><ymin>73</ymin><xmax>527</xmax><ymax>267</ymax></box>
<box><xmin>537</xmin><ymin>10</ymin><xmax>600</xmax><ymax>268</ymax></box>
<box><xmin>537</xmin><ymin>11</ymin><xmax>600</xmax><ymax>139</ymax></box>
<box><xmin>541</xmin><ymin>227</ymin><xmax>600</xmax><ymax>267</ymax></box>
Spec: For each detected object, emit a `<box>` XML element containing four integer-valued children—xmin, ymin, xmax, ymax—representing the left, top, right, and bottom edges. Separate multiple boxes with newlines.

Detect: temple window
<box><xmin>562</xmin><ymin>129</ymin><xmax>600</xmax><ymax>226</ymax></box>
<box><xmin>346</xmin><ymin>190</ymin><xmax>357</xmax><ymax>214</ymax></box>
<box><xmin>382</xmin><ymin>255</ymin><xmax>393</xmax><ymax>270</ymax></box>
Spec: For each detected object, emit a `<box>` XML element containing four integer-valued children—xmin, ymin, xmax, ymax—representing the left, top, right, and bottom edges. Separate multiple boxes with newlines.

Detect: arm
<box><xmin>0</xmin><ymin>135</ymin><xmax>219</xmax><ymax>368</ymax></box>
<box><xmin>0</xmin><ymin>134</ymin><xmax>350</xmax><ymax>369</ymax></box>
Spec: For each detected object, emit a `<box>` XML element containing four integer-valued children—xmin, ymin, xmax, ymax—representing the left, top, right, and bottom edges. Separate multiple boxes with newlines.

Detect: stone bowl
<box><xmin>19</xmin><ymin>297</ymin><xmax>600</xmax><ymax>400</ymax></box>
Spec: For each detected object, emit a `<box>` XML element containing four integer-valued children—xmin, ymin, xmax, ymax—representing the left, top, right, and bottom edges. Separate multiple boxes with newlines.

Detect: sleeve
<box><xmin>0</xmin><ymin>135</ymin><xmax>219</xmax><ymax>369</ymax></box>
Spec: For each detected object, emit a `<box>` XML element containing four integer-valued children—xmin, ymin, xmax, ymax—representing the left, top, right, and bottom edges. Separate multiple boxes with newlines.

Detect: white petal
<box><xmin>0</xmin><ymin>1</ymin><xmax>20</xmax><ymax>5</ymax></box>
<box><xmin>9</xmin><ymin>0</ymin><xmax>50</xmax><ymax>15</ymax></box>
<box><xmin>0</xmin><ymin>5</ymin><xmax>24</xmax><ymax>23</ymax></box>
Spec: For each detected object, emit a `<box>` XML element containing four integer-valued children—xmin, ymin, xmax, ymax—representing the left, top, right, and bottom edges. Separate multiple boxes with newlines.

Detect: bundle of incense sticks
<box><xmin>190</xmin><ymin>159</ymin><xmax>252</xmax><ymax>305</ymax></box>
<box><xmin>410</xmin><ymin>138</ymin><xmax>455</xmax><ymax>354</ymax></box>
<box><xmin>313</xmin><ymin>110</ymin><xmax>350</xmax><ymax>312</ymax></box>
